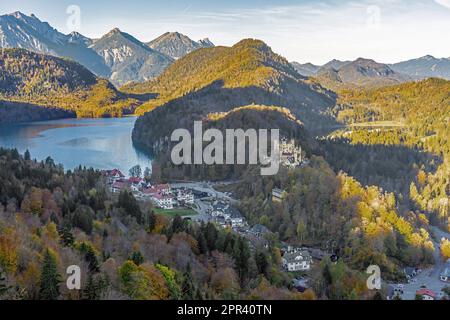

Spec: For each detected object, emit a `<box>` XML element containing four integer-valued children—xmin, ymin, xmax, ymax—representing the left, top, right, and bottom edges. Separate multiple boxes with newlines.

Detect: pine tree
<box><xmin>182</xmin><ymin>264</ymin><xmax>196</xmax><ymax>300</ymax></box>
<box><xmin>129</xmin><ymin>251</ymin><xmax>144</xmax><ymax>266</ymax></box>
<box><xmin>39</xmin><ymin>250</ymin><xmax>61</xmax><ymax>300</ymax></box>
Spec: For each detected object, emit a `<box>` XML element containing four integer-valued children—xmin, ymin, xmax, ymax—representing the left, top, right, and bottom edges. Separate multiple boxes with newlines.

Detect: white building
<box><xmin>282</xmin><ymin>251</ymin><xmax>312</xmax><ymax>272</ymax></box>
<box><xmin>176</xmin><ymin>189</ymin><xmax>195</xmax><ymax>205</ymax></box>
<box><xmin>152</xmin><ymin>193</ymin><xmax>174</xmax><ymax>210</ymax></box>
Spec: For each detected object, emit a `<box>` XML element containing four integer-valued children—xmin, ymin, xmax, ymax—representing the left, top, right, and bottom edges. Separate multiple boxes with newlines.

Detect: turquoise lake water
<box><xmin>0</xmin><ymin>117</ymin><xmax>152</xmax><ymax>173</ymax></box>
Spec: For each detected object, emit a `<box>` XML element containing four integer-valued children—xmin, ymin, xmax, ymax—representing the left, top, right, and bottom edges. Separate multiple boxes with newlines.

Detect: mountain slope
<box><xmin>290</xmin><ymin>62</ymin><xmax>320</xmax><ymax>77</ymax></box>
<box><xmin>130</xmin><ymin>39</ymin><xmax>337</xmax><ymax>153</ymax></box>
<box><xmin>0</xmin><ymin>12</ymin><xmax>110</xmax><ymax>77</ymax></box>
<box><xmin>90</xmin><ymin>28</ymin><xmax>174</xmax><ymax>86</ymax></box>
<box><xmin>147</xmin><ymin>32</ymin><xmax>214</xmax><ymax>59</ymax></box>
<box><xmin>391</xmin><ymin>55</ymin><xmax>450</xmax><ymax>80</ymax></box>
<box><xmin>0</xmin><ymin>48</ymin><xmax>139</xmax><ymax>118</ymax></box>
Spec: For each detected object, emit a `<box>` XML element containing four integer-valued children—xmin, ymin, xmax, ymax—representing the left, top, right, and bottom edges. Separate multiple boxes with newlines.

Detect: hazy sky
<box><xmin>2</xmin><ymin>0</ymin><xmax>450</xmax><ymax>64</ymax></box>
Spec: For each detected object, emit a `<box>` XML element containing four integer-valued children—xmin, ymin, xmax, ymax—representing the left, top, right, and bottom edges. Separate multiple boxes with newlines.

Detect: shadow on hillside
<box><xmin>317</xmin><ymin>139</ymin><xmax>442</xmax><ymax>198</ymax></box>
<box><xmin>0</xmin><ymin>100</ymin><xmax>76</xmax><ymax>123</ymax></box>
<box><xmin>133</xmin><ymin>79</ymin><xmax>340</xmax><ymax>146</ymax></box>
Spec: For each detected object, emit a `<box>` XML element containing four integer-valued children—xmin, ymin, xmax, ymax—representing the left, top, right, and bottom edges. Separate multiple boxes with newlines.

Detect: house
<box><xmin>155</xmin><ymin>184</ymin><xmax>171</xmax><ymax>194</ymax></box>
<box><xmin>272</xmin><ymin>188</ymin><xmax>287</xmax><ymax>203</ymax></box>
<box><xmin>404</xmin><ymin>267</ymin><xmax>416</xmax><ymax>279</ymax></box>
<box><xmin>386</xmin><ymin>285</ymin><xmax>402</xmax><ymax>300</ymax></box>
<box><xmin>282</xmin><ymin>251</ymin><xmax>312</xmax><ymax>272</ymax></box>
<box><xmin>249</xmin><ymin>224</ymin><xmax>271</xmax><ymax>237</ymax></box>
<box><xmin>416</xmin><ymin>288</ymin><xmax>436</xmax><ymax>300</ymax></box>
<box><xmin>440</xmin><ymin>259</ymin><xmax>450</xmax><ymax>283</ymax></box>
<box><xmin>176</xmin><ymin>189</ymin><xmax>195</xmax><ymax>205</ymax></box>
<box><xmin>111</xmin><ymin>180</ymin><xmax>130</xmax><ymax>193</ymax></box>
<box><xmin>151</xmin><ymin>193</ymin><xmax>174</xmax><ymax>210</ymax></box>
<box><xmin>103</xmin><ymin>169</ymin><xmax>125</xmax><ymax>183</ymax></box>
<box><xmin>229</xmin><ymin>207</ymin><xmax>245</xmax><ymax>228</ymax></box>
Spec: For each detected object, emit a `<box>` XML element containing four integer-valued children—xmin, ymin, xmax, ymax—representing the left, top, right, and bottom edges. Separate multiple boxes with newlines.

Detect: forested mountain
<box><xmin>0</xmin><ymin>48</ymin><xmax>139</xmax><ymax>118</ymax></box>
<box><xmin>147</xmin><ymin>32</ymin><xmax>214</xmax><ymax>60</ymax></box>
<box><xmin>130</xmin><ymin>39</ymin><xmax>336</xmax><ymax>153</ymax></box>
<box><xmin>322</xmin><ymin>78</ymin><xmax>450</xmax><ymax>232</ymax></box>
<box><xmin>90</xmin><ymin>28</ymin><xmax>174</xmax><ymax>86</ymax></box>
<box><xmin>150</xmin><ymin>105</ymin><xmax>310</xmax><ymax>182</ymax></box>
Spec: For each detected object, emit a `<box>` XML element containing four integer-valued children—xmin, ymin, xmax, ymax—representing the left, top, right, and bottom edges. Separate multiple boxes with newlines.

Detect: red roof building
<box><xmin>416</xmin><ymin>288</ymin><xmax>436</xmax><ymax>300</ymax></box>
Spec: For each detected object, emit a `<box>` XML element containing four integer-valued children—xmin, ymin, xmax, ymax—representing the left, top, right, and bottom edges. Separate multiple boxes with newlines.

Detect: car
<box><xmin>420</xmin><ymin>284</ymin><xmax>427</xmax><ymax>289</ymax></box>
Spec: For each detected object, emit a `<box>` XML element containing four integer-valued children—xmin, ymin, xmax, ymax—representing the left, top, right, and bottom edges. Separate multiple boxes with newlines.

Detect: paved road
<box><xmin>172</xmin><ymin>182</ymin><xmax>238</xmax><ymax>204</ymax></box>
<box><xmin>400</xmin><ymin>226</ymin><xmax>450</xmax><ymax>300</ymax></box>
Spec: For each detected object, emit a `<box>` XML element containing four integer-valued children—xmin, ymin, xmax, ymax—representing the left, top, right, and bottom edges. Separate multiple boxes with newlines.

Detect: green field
<box><xmin>153</xmin><ymin>208</ymin><xmax>197</xmax><ymax>217</ymax></box>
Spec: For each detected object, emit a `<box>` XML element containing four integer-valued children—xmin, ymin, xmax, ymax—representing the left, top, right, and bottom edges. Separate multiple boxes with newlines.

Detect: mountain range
<box><xmin>293</xmin><ymin>55</ymin><xmax>450</xmax><ymax>83</ymax></box>
<box><xmin>0</xmin><ymin>12</ymin><xmax>214</xmax><ymax>86</ymax></box>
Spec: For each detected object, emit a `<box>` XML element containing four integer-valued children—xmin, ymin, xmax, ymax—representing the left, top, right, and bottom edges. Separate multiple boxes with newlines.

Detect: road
<box><xmin>173</xmin><ymin>181</ymin><xmax>240</xmax><ymax>223</ymax></box>
<box><xmin>400</xmin><ymin>226</ymin><xmax>450</xmax><ymax>300</ymax></box>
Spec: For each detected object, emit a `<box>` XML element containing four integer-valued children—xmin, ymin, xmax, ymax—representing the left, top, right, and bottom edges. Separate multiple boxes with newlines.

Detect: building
<box><xmin>211</xmin><ymin>201</ymin><xmax>246</xmax><ymax>229</ymax></box>
<box><xmin>416</xmin><ymin>288</ymin><xmax>436</xmax><ymax>300</ymax></box>
<box><xmin>249</xmin><ymin>224</ymin><xmax>271</xmax><ymax>237</ymax></box>
<box><xmin>440</xmin><ymin>259</ymin><xmax>450</xmax><ymax>283</ymax></box>
<box><xmin>176</xmin><ymin>189</ymin><xmax>195</xmax><ymax>205</ymax></box>
<box><xmin>152</xmin><ymin>193</ymin><xmax>174</xmax><ymax>210</ymax></box>
<box><xmin>111</xmin><ymin>180</ymin><xmax>130</xmax><ymax>193</ymax></box>
<box><xmin>280</xmin><ymin>138</ymin><xmax>303</xmax><ymax>168</ymax></box>
<box><xmin>103</xmin><ymin>169</ymin><xmax>125</xmax><ymax>183</ymax></box>
<box><xmin>282</xmin><ymin>251</ymin><xmax>312</xmax><ymax>272</ymax></box>
<box><xmin>272</xmin><ymin>188</ymin><xmax>287</xmax><ymax>203</ymax></box>
<box><xmin>404</xmin><ymin>267</ymin><xmax>416</xmax><ymax>279</ymax></box>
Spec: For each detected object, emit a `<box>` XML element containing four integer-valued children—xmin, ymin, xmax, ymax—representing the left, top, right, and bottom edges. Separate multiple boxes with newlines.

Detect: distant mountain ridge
<box><xmin>147</xmin><ymin>31</ymin><xmax>214</xmax><ymax>60</ymax></box>
<box><xmin>292</xmin><ymin>56</ymin><xmax>450</xmax><ymax>81</ymax></box>
<box><xmin>90</xmin><ymin>28</ymin><xmax>174</xmax><ymax>86</ymax></box>
<box><xmin>390</xmin><ymin>55</ymin><xmax>450</xmax><ymax>80</ymax></box>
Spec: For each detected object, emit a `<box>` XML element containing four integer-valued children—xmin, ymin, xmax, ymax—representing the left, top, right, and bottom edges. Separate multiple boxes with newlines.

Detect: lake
<box><xmin>0</xmin><ymin>117</ymin><xmax>152</xmax><ymax>174</ymax></box>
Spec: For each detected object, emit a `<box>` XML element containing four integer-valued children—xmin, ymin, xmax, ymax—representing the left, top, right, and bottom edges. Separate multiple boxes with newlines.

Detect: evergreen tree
<box><xmin>129</xmin><ymin>251</ymin><xmax>144</xmax><ymax>266</ymax></box>
<box><xmin>24</xmin><ymin>149</ymin><xmax>31</xmax><ymax>161</ymax></box>
<box><xmin>39</xmin><ymin>250</ymin><xmax>61</xmax><ymax>300</ymax></box>
<box><xmin>182</xmin><ymin>264</ymin><xmax>196</xmax><ymax>300</ymax></box>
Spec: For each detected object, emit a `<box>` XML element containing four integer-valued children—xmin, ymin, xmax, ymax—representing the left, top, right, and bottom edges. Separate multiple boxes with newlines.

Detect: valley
<box><xmin>0</xmin><ymin>9</ymin><xmax>449</xmax><ymax>302</ymax></box>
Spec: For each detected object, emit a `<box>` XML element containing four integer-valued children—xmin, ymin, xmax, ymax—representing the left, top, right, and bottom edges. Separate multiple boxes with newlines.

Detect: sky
<box><xmin>1</xmin><ymin>0</ymin><xmax>450</xmax><ymax>65</ymax></box>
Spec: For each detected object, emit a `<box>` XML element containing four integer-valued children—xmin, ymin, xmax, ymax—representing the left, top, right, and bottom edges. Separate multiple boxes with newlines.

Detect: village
<box><xmin>100</xmin><ymin>136</ymin><xmax>450</xmax><ymax>300</ymax></box>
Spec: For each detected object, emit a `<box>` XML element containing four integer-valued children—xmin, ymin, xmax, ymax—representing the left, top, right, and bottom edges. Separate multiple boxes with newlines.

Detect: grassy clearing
<box><xmin>153</xmin><ymin>208</ymin><xmax>197</xmax><ymax>217</ymax></box>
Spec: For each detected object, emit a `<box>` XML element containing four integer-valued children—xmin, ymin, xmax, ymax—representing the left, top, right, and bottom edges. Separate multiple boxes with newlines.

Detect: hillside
<box><xmin>91</xmin><ymin>28</ymin><xmax>174</xmax><ymax>86</ymax></box>
<box><xmin>0</xmin><ymin>48</ymin><xmax>139</xmax><ymax>118</ymax></box>
<box><xmin>149</xmin><ymin>105</ymin><xmax>310</xmax><ymax>181</ymax></box>
<box><xmin>147</xmin><ymin>32</ymin><xmax>214</xmax><ymax>60</ymax></box>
